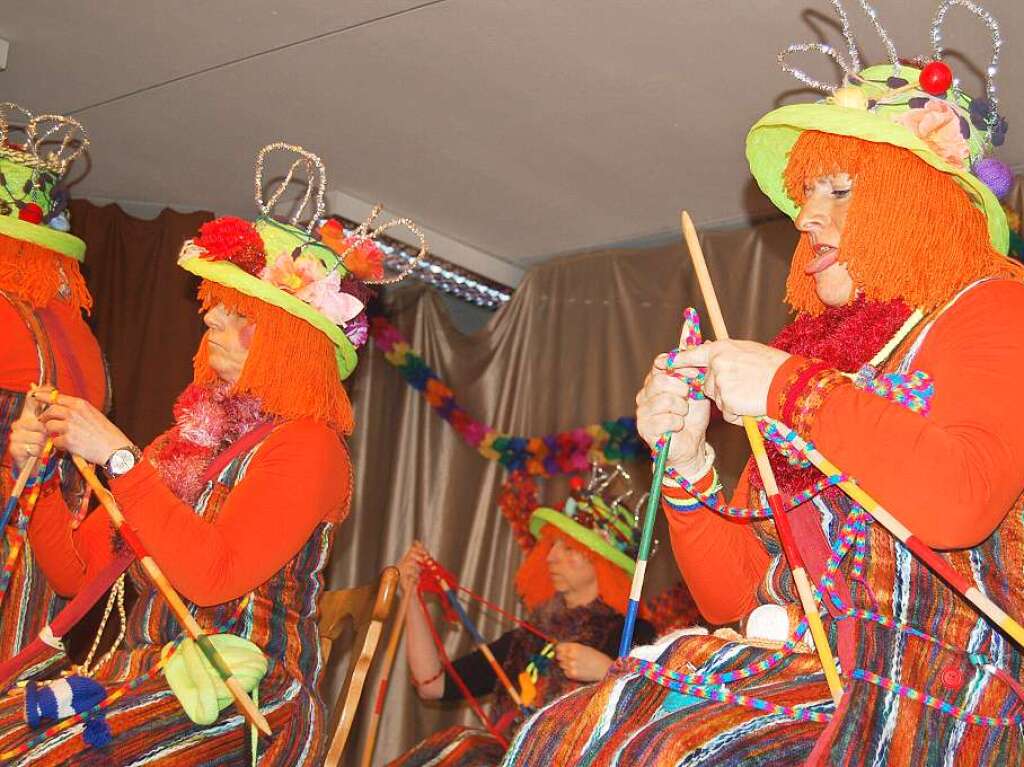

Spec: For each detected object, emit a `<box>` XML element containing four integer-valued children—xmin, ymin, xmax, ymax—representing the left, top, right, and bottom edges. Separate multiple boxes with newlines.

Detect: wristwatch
<box><xmin>104</xmin><ymin>445</ymin><xmax>143</xmax><ymax>478</ymax></box>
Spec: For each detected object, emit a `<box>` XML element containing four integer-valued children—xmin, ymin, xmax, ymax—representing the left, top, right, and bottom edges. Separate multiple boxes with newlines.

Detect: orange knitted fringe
<box><xmin>0</xmin><ymin>233</ymin><xmax>91</xmax><ymax>312</ymax></box>
<box><xmin>194</xmin><ymin>281</ymin><xmax>354</xmax><ymax>434</ymax></box>
<box><xmin>515</xmin><ymin>526</ymin><xmax>641</xmax><ymax>617</ymax></box>
<box><xmin>782</xmin><ymin>131</ymin><xmax>1024</xmax><ymax>315</ymax></box>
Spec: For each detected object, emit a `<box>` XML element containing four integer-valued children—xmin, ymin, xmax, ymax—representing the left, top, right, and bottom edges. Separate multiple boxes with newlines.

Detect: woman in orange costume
<box><xmin>1</xmin><ymin>143</ymin><xmax>419</xmax><ymax>765</ymax></box>
<box><xmin>503</xmin><ymin>3</ymin><xmax>1024</xmax><ymax>765</ymax></box>
<box><xmin>0</xmin><ymin>105</ymin><xmax>107</xmax><ymax>664</ymax></box>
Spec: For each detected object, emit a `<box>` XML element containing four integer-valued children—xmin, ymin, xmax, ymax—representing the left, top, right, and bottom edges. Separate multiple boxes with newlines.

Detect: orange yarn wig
<box><xmin>0</xmin><ymin>233</ymin><xmax>91</xmax><ymax>312</ymax></box>
<box><xmin>194</xmin><ymin>280</ymin><xmax>353</xmax><ymax>434</ymax></box>
<box><xmin>515</xmin><ymin>526</ymin><xmax>639</xmax><ymax>617</ymax></box>
<box><xmin>782</xmin><ymin>131</ymin><xmax>1023</xmax><ymax>315</ymax></box>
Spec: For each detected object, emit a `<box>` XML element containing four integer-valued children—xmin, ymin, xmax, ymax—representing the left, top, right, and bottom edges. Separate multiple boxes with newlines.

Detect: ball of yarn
<box><xmin>973</xmin><ymin>157</ymin><xmax>1014</xmax><ymax>200</ymax></box>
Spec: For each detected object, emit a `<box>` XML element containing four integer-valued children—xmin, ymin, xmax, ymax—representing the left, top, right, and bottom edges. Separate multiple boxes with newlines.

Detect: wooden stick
<box><xmin>618</xmin><ymin>320</ymin><xmax>692</xmax><ymax>657</ymax></box>
<box><xmin>681</xmin><ymin>211</ymin><xmax>844</xmax><ymax>704</ymax></box>
<box><xmin>70</xmin><ymin>455</ymin><xmax>272</xmax><ymax>736</ymax></box>
<box><xmin>435</xmin><ymin>571</ymin><xmax>524</xmax><ymax>708</ymax></box>
<box><xmin>359</xmin><ymin>587</ymin><xmax>411</xmax><ymax>767</ymax></box>
<box><xmin>771</xmin><ymin>421</ymin><xmax>1024</xmax><ymax>648</ymax></box>
<box><xmin>0</xmin><ymin>387</ymin><xmax>59</xmax><ymax>534</ymax></box>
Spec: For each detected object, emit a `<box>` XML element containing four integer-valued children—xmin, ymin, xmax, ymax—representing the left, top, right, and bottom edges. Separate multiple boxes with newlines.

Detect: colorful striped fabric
<box><xmin>387</xmin><ymin>726</ymin><xmax>506</xmax><ymax>767</ymax></box>
<box><xmin>0</xmin><ymin>437</ymin><xmax>336</xmax><ymax>765</ymax></box>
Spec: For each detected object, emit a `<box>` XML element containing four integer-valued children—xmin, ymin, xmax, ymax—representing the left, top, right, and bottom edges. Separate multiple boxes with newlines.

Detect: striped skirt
<box><xmin>386</xmin><ymin>726</ymin><xmax>506</xmax><ymax>767</ymax></box>
<box><xmin>0</xmin><ymin>654</ymin><xmax>325</xmax><ymax>766</ymax></box>
<box><xmin>501</xmin><ymin>634</ymin><xmax>831</xmax><ymax>766</ymax></box>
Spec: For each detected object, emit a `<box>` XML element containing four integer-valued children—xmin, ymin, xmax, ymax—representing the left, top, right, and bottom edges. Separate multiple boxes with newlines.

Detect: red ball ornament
<box><xmin>18</xmin><ymin>203</ymin><xmax>44</xmax><ymax>224</ymax></box>
<box><xmin>919</xmin><ymin>61</ymin><xmax>953</xmax><ymax>96</ymax></box>
<box><xmin>569</xmin><ymin>476</ymin><xmax>585</xmax><ymax>492</ymax></box>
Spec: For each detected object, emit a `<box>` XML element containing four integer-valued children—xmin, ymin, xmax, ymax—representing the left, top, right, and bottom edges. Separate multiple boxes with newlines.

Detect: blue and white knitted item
<box><xmin>24</xmin><ymin>675</ymin><xmax>111</xmax><ymax>748</ymax></box>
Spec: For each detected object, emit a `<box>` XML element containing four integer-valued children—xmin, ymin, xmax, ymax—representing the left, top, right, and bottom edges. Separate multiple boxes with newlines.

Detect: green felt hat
<box><xmin>528</xmin><ymin>468</ymin><xmax>641</xmax><ymax>575</ymax></box>
<box><xmin>177</xmin><ymin>142</ymin><xmax>428</xmax><ymax>380</ymax></box>
<box><xmin>529</xmin><ymin>507</ymin><xmax>636</xmax><ymax>575</ymax></box>
<box><xmin>0</xmin><ymin>105</ymin><xmax>89</xmax><ymax>261</ymax></box>
<box><xmin>746</xmin><ymin>3</ymin><xmax>1013</xmax><ymax>255</ymax></box>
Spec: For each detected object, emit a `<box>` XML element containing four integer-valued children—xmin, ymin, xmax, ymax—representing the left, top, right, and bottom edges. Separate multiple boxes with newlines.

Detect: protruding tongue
<box><xmin>805</xmin><ymin>248</ymin><xmax>839</xmax><ymax>275</ymax></box>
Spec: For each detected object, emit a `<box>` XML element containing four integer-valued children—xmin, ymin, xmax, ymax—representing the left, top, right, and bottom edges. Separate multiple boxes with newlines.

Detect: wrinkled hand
<box><xmin>636</xmin><ymin>356</ymin><xmax>712</xmax><ymax>476</ymax></box>
<box><xmin>670</xmin><ymin>341</ymin><xmax>789</xmax><ymax>424</ymax></box>
<box><xmin>34</xmin><ymin>389</ymin><xmax>131</xmax><ymax>466</ymax></box>
<box><xmin>398</xmin><ymin>540</ymin><xmax>431</xmax><ymax>593</ymax></box>
<box><xmin>554</xmin><ymin>642</ymin><xmax>613</xmax><ymax>682</ymax></box>
<box><xmin>7</xmin><ymin>390</ymin><xmax>51</xmax><ymax>474</ymax></box>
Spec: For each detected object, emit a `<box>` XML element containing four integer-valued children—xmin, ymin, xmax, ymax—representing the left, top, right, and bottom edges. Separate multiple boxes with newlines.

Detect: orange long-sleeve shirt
<box><xmin>28</xmin><ymin>418</ymin><xmax>350</xmax><ymax>607</ymax></box>
<box><xmin>666</xmin><ymin>279</ymin><xmax>1024</xmax><ymax>625</ymax></box>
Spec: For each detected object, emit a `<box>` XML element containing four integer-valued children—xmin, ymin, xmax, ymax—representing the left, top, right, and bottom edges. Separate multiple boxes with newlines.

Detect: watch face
<box><xmin>109</xmin><ymin>449</ymin><xmax>136</xmax><ymax>475</ymax></box>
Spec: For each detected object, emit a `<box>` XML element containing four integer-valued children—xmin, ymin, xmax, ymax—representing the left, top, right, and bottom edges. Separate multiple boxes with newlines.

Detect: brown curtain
<box><xmin>70</xmin><ymin>200</ymin><xmax>214</xmax><ymax>446</ymax></box>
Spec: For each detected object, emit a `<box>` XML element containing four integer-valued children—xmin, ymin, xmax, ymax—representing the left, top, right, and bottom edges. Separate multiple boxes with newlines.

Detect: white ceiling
<box><xmin>2</xmin><ymin>0</ymin><xmax>1020</xmax><ymax>284</ymax></box>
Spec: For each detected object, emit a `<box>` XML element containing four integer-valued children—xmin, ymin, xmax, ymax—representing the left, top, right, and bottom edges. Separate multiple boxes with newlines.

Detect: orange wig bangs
<box><xmin>782</xmin><ymin>131</ymin><xmax>1023</xmax><ymax>315</ymax></box>
<box><xmin>0</xmin><ymin>233</ymin><xmax>91</xmax><ymax>312</ymax></box>
<box><xmin>194</xmin><ymin>280</ymin><xmax>353</xmax><ymax>434</ymax></box>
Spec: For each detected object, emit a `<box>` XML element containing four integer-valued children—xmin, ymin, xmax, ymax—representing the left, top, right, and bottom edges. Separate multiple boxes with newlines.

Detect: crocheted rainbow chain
<box><xmin>665</xmin><ymin>308</ymin><xmax>934</xmax><ymax>413</ymax></box>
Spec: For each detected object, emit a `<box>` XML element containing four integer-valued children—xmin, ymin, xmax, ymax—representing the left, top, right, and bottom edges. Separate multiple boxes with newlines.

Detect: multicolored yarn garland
<box><xmin>369</xmin><ymin>316</ymin><xmax>643</xmax><ymax>475</ymax></box>
<box><xmin>0</xmin><ymin>594</ymin><xmax>253</xmax><ymax>761</ymax></box>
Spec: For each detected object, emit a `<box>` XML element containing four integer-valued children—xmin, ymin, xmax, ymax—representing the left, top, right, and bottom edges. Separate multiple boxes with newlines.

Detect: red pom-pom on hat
<box><xmin>194</xmin><ymin>216</ymin><xmax>267</xmax><ymax>276</ymax></box>
<box><xmin>919</xmin><ymin>61</ymin><xmax>953</xmax><ymax>96</ymax></box>
<box><xmin>18</xmin><ymin>203</ymin><xmax>44</xmax><ymax>224</ymax></box>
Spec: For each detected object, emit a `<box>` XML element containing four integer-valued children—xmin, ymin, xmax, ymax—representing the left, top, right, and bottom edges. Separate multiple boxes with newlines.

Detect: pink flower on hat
<box><xmin>262</xmin><ymin>252</ymin><xmax>325</xmax><ymax>293</ymax></box>
<box><xmin>297</xmin><ymin>269</ymin><xmax>365</xmax><ymax>325</ymax></box>
<box><xmin>893</xmin><ymin>99</ymin><xmax>971</xmax><ymax>169</ymax></box>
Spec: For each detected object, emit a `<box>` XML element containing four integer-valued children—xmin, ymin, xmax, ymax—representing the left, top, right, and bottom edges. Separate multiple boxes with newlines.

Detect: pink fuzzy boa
<box><xmin>147</xmin><ymin>384</ymin><xmax>269</xmax><ymax>506</ymax></box>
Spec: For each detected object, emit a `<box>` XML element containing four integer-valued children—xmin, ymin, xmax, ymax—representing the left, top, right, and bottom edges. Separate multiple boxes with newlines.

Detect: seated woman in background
<box><xmin>388</xmin><ymin>473</ymin><xmax>657</xmax><ymax>767</ymax></box>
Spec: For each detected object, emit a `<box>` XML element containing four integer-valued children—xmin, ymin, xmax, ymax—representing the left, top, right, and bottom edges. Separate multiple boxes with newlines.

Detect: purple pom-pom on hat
<box><xmin>973</xmin><ymin>157</ymin><xmax>1014</xmax><ymax>200</ymax></box>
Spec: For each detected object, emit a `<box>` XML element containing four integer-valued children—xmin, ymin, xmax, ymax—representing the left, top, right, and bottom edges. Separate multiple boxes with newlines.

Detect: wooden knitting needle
<box><xmin>681</xmin><ymin>210</ymin><xmax>844</xmax><ymax>705</ymax></box>
<box><xmin>772</xmin><ymin>422</ymin><xmax>1024</xmax><ymax>648</ymax></box>
<box><xmin>69</xmin><ymin>454</ymin><xmax>272</xmax><ymax>736</ymax></box>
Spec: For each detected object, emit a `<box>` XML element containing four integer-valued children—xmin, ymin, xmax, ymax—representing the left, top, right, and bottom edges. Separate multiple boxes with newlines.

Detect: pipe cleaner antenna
<box><xmin>254</xmin><ymin>142</ymin><xmax>327</xmax><ymax>233</ymax></box>
<box><xmin>339</xmin><ymin>203</ymin><xmax>429</xmax><ymax>285</ymax></box>
<box><xmin>26</xmin><ymin>113</ymin><xmax>89</xmax><ymax>176</ymax></box>
<box><xmin>778</xmin><ymin>0</ymin><xmax>901</xmax><ymax>93</ymax></box>
<box><xmin>931</xmin><ymin>0</ymin><xmax>1003</xmax><ymax>109</ymax></box>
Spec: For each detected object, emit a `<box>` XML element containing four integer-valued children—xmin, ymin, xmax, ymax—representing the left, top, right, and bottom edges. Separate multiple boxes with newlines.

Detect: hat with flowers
<box><xmin>747</xmin><ymin>0</ymin><xmax>1013</xmax><ymax>254</ymax></box>
<box><xmin>177</xmin><ymin>142</ymin><xmax>427</xmax><ymax>379</ymax></box>
<box><xmin>528</xmin><ymin>465</ymin><xmax>644</xmax><ymax>575</ymax></box>
<box><xmin>0</xmin><ymin>102</ymin><xmax>89</xmax><ymax>262</ymax></box>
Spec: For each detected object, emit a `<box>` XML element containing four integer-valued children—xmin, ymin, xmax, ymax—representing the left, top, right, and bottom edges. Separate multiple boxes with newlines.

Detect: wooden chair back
<box><xmin>319</xmin><ymin>566</ymin><xmax>400</xmax><ymax>767</ymax></box>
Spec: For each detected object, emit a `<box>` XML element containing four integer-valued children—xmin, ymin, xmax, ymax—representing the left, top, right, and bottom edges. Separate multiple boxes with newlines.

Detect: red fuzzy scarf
<box><xmin>147</xmin><ymin>384</ymin><xmax>269</xmax><ymax>506</ymax></box>
<box><xmin>747</xmin><ymin>296</ymin><xmax>913</xmax><ymax>495</ymax></box>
